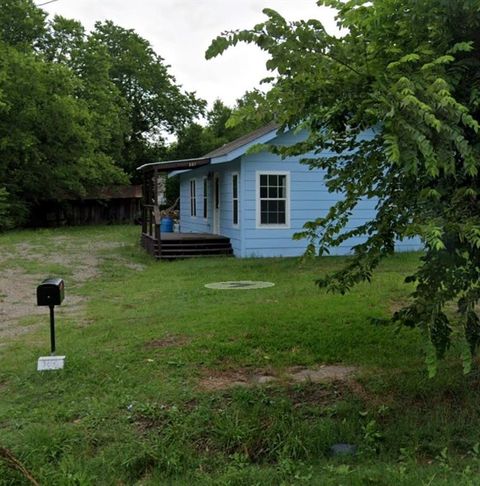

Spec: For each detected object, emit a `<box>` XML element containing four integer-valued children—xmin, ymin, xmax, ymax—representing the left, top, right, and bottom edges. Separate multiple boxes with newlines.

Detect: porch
<box><xmin>141</xmin><ymin>231</ymin><xmax>233</xmax><ymax>260</ymax></box>
<box><xmin>138</xmin><ymin>157</ymin><xmax>233</xmax><ymax>260</ymax></box>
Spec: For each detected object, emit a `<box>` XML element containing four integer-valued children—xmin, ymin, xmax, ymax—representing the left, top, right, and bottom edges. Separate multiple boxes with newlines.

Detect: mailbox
<box><xmin>37</xmin><ymin>278</ymin><xmax>65</xmax><ymax>306</ymax></box>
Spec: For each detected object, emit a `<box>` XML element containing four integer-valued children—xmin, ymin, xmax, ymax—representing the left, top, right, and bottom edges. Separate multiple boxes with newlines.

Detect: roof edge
<box><xmin>137</xmin><ymin>157</ymin><xmax>210</xmax><ymax>172</ymax></box>
<box><xmin>202</xmin><ymin>121</ymin><xmax>279</xmax><ymax>159</ymax></box>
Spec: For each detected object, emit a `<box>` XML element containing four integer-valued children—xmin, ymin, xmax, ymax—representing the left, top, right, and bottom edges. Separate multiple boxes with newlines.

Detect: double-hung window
<box><xmin>257</xmin><ymin>172</ymin><xmax>290</xmax><ymax>227</ymax></box>
<box><xmin>190</xmin><ymin>179</ymin><xmax>196</xmax><ymax>217</ymax></box>
<box><xmin>232</xmin><ymin>173</ymin><xmax>239</xmax><ymax>226</ymax></box>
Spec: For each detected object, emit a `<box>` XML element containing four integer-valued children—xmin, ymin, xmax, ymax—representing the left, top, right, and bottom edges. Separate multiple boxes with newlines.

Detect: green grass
<box><xmin>1</xmin><ymin>225</ymin><xmax>480</xmax><ymax>485</ymax></box>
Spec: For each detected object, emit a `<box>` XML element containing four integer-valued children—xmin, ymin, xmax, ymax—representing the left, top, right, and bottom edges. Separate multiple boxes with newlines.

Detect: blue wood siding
<box><xmin>179</xmin><ymin>165</ymin><xmax>211</xmax><ymax>234</ymax></box>
<box><xmin>179</xmin><ymin>160</ymin><xmax>242</xmax><ymax>255</ymax></box>
<box><xmin>239</xmin><ymin>128</ymin><xmax>420</xmax><ymax>257</ymax></box>
<box><xmin>178</xmin><ymin>127</ymin><xmax>421</xmax><ymax>258</ymax></box>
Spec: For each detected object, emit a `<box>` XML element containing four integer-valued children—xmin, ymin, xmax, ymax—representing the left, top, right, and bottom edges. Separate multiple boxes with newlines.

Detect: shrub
<box><xmin>0</xmin><ymin>186</ymin><xmax>13</xmax><ymax>231</ymax></box>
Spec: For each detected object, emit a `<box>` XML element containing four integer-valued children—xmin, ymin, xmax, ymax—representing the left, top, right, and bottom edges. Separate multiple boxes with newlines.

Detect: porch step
<box><xmin>161</xmin><ymin>237</ymin><xmax>229</xmax><ymax>244</ymax></box>
<box><xmin>161</xmin><ymin>251</ymin><xmax>233</xmax><ymax>260</ymax></box>
<box><xmin>159</xmin><ymin>242</ymin><xmax>233</xmax><ymax>259</ymax></box>
<box><xmin>161</xmin><ymin>246</ymin><xmax>232</xmax><ymax>253</ymax></box>
<box><xmin>142</xmin><ymin>232</ymin><xmax>234</xmax><ymax>260</ymax></box>
<box><xmin>161</xmin><ymin>242</ymin><xmax>231</xmax><ymax>250</ymax></box>
<box><xmin>160</xmin><ymin>236</ymin><xmax>233</xmax><ymax>259</ymax></box>
<box><xmin>140</xmin><ymin>234</ymin><xmax>159</xmax><ymax>258</ymax></box>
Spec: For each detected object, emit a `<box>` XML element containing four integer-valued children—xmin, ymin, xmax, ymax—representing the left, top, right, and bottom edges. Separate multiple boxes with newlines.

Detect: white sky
<box><xmin>41</xmin><ymin>0</ymin><xmax>339</xmax><ymax>108</ymax></box>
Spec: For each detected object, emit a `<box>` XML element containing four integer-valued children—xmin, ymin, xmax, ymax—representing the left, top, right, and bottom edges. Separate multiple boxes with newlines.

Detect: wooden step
<box><xmin>161</xmin><ymin>239</ymin><xmax>229</xmax><ymax>246</ymax></box>
<box><xmin>160</xmin><ymin>245</ymin><xmax>233</xmax><ymax>254</ymax></box>
<box><xmin>161</xmin><ymin>248</ymin><xmax>233</xmax><ymax>255</ymax></box>
<box><xmin>144</xmin><ymin>232</ymin><xmax>234</xmax><ymax>260</ymax></box>
<box><xmin>160</xmin><ymin>253</ymin><xmax>233</xmax><ymax>260</ymax></box>
<box><xmin>161</xmin><ymin>244</ymin><xmax>231</xmax><ymax>251</ymax></box>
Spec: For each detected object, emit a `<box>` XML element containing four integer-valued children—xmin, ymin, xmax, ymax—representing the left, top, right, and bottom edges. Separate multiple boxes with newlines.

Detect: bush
<box><xmin>0</xmin><ymin>187</ymin><xmax>13</xmax><ymax>231</ymax></box>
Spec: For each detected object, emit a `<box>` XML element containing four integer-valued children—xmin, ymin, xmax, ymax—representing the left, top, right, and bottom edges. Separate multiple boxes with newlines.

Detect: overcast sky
<box><xmin>41</xmin><ymin>0</ymin><xmax>339</xmax><ymax>108</ymax></box>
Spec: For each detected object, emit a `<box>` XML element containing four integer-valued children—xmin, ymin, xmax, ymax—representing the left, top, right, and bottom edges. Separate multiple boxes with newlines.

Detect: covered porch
<box><xmin>137</xmin><ymin>157</ymin><xmax>233</xmax><ymax>260</ymax></box>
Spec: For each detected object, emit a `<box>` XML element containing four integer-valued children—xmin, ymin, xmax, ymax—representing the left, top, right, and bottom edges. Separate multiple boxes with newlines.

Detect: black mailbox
<box><xmin>37</xmin><ymin>278</ymin><xmax>65</xmax><ymax>306</ymax></box>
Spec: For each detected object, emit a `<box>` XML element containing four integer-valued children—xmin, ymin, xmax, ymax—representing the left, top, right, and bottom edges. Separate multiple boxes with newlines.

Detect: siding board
<box><xmin>178</xmin><ymin>127</ymin><xmax>422</xmax><ymax>258</ymax></box>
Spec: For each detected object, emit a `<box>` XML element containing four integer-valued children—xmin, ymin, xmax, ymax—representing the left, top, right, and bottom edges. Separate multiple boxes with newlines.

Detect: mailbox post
<box><xmin>36</xmin><ymin>278</ymin><xmax>65</xmax><ymax>371</ymax></box>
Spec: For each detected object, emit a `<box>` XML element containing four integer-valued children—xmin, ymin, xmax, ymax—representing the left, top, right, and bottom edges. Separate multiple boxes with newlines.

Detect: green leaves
<box><xmin>0</xmin><ymin>186</ymin><xmax>12</xmax><ymax>231</ymax></box>
<box><xmin>0</xmin><ymin>3</ymin><xmax>205</xmax><ymax>224</ymax></box>
<box><xmin>447</xmin><ymin>41</ymin><xmax>474</xmax><ymax>54</ymax></box>
<box><xmin>384</xmin><ymin>134</ymin><xmax>400</xmax><ymax>164</ymax></box>
<box><xmin>206</xmin><ymin>0</ymin><xmax>480</xmax><ymax>372</ymax></box>
<box><xmin>91</xmin><ymin>21</ymin><xmax>205</xmax><ymax>174</ymax></box>
<box><xmin>421</xmin><ymin>55</ymin><xmax>455</xmax><ymax>71</ymax></box>
<box><xmin>387</xmin><ymin>53</ymin><xmax>421</xmax><ymax>70</ymax></box>
<box><xmin>205</xmin><ymin>36</ymin><xmax>231</xmax><ymax>60</ymax></box>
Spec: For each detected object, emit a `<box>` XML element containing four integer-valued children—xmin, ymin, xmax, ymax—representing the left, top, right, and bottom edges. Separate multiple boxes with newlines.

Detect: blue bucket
<box><xmin>160</xmin><ymin>217</ymin><xmax>174</xmax><ymax>233</ymax></box>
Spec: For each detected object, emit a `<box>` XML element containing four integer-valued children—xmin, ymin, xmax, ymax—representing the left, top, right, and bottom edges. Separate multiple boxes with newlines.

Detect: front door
<box><xmin>213</xmin><ymin>173</ymin><xmax>220</xmax><ymax>234</ymax></box>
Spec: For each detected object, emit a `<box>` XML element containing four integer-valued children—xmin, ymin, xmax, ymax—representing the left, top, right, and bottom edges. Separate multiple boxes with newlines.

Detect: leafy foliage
<box><xmin>0</xmin><ymin>41</ymin><xmax>128</xmax><ymax>224</ymax></box>
<box><xmin>168</xmin><ymin>93</ymin><xmax>274</xmax><ymax>160</ymax></box>
<box><xmin>0</xmin><ymin>186</ymin><xmax>12</xmax><ymax>231</ymax></box>
<box><xmin>165</xmin><ymin>96</ymin><xmax>273</xmax><ymax>207</ymax></box>
<box><xmin>0</xmin><ymin>0</ymin><xmax>46</xmax><ymax>49</ymax></box>
<box><xmin>0</xmin><ymin>1</ymin><xmax>205</xmax><ymax>224</ymax></box>
<box><xmin>90</xmin><ymin>21</ymin><xmax>205</xmax><ymax>176</ymax></box>
<box><xmin>206</xmin><ymin>0</ymin><xmax>480</xmax><ymax>371</ymax></box>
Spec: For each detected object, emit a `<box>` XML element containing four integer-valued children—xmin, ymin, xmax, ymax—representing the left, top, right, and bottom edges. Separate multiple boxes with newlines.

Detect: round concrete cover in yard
<box><xmin>205</xmin><ymin>281</ymin><xmax>275</xmax><ymax>290</ymax></box>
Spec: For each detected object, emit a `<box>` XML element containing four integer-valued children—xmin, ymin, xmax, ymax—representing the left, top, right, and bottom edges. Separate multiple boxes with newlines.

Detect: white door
<box><xmin>213</xmin><ymin>174</ymin><xmax>220</xmax><ymax>234</ymax></box>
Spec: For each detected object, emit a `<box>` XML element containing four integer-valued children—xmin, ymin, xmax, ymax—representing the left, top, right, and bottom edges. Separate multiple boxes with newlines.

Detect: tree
<box><xmin>42</xmin><ymin>16</ymin><xmax>131</xmax><ymax>170</ymax></box>
<box><xmin>229</xmin><ymin>89</ymin><xmax>274</xmax><ymax>133</ymax></box>
<box><xmin>0</xmin><ymin>1</ymin><xmax>205</xmax><ymax>226</ymax></box>
<box><xmin>206</xmin><ymin>1</ymin><xmax>480</xmax><ymax>374</ymax></box>
<box><xmin>42</xmin><ymin>15</ymin><xmax>86</xmax><ymax>66</ymax></box>
<box><xmin>169</xmin><ymin>94</ymin><xmax>274</xmax><ymax>161</ymax></box>
<box><xmin>0</xmin><ymin>0</ymin><xmax>46</xmax><ymax>50</ymax></box>
<box><xmin>0</xmin><ymin>42</ymin><xmax>127</xmax><ymax>224</ymax></box>
<box><xmin>0</xmin><ymin>2</ymin><xmax>130</xmax><ymax>225</ymax></box>
<box><xmin>168</xmin><ymin>123</ymin><xmax>213</xmax><ymax>161</ymax></box>
<box><xmin>91</xmin><ymin>21</ymin><xmax>205</xmax><ymax>176</ymax></box>
<box><xmin>0</xmin><ymin>186</ymin><xmax>12</xmax><ymax>231</ymax></box>
<box><xmin>166</xmin><ymin>96</ymin><xmax>273</xmax><ymax>207</ymax></box>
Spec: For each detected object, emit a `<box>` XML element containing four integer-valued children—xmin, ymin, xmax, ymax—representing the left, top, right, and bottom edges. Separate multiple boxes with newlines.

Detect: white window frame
<box><xmin>213</xmin><ymin>173</ymin><xmax>220</xmax><ymax>234</ymax></box>
<box><xmin>202</xmin><ymin>176</ymin><xmax>208</xmax><ymax>220</ymax></box>
<box><xmin>256</xmin><ymin>171</ymin><xmax>290</xmax><ymax>229</ymax></box>
<box><xmin>190</xmin><ymin>179</ymin><xmax>196</xmax><ymax>217</ymax></box>
<box><xmin>232</xmin><ymin>172</ymin><xmax>240</xmax><ymax>227</ymax></box>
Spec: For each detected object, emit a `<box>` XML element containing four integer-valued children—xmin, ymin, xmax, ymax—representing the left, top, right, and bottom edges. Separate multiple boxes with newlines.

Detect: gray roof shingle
<box><xmin>202</xmin><ymin>121</ymin><xmax>279</xmax><ymax>159</ymax></box>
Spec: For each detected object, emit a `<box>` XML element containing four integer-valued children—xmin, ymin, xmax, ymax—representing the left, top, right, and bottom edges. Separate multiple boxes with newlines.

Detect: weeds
<box><xmin>1</xmin><ymin>226</ymin><xmax>479</xmax><ymax>484</ymax></box>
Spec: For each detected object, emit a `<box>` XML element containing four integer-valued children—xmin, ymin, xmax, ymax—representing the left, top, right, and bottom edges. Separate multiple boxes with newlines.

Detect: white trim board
<box><xmin>255</xmin><ymin>170</ymin><xmax>291</xmax><ymax>229</ymax></box>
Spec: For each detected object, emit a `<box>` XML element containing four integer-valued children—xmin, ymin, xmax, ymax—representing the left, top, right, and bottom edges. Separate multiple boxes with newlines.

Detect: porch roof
<box><xmin>136</xmin><ymin>122</ymin><xmax>280</xmax><ymax>173</ymax></box>
<box><xmin>136</xmin><ymin>157</ymin><xmax>210</xmax><ymax>173</ymax></box>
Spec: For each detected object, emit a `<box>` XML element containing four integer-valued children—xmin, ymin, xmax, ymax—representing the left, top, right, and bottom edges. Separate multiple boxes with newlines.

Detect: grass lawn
<box><xmin>1</xmin><ymin>225</ymin><xmax>480</xmax><ymax>485</ymax></box>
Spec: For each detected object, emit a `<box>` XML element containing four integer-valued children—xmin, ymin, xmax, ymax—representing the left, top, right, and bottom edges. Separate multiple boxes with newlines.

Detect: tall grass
<box><xmin>1</xmin><ymin>226</ymin><xmax>479</xmax><ymax>484</ymax></box>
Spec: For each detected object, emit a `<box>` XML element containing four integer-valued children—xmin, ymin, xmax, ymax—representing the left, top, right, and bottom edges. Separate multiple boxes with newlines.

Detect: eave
<box><xmin>137</xmin><ymin>157</ymin><xmax>211</xmax><ymax>173</ymax></box>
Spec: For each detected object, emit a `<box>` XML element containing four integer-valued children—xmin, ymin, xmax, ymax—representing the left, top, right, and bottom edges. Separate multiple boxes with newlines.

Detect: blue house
<box><xmin>138</xmin><ymin>123</ymin><xmax>421</xmax><ymax>259</ymax></box>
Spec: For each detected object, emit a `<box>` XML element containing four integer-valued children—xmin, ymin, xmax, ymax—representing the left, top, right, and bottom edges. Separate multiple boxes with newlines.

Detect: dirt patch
<box><xmin>145</xmin><ymin>334</ymin><xmax>190</xmax><ymax>349</ymax></box>
<box><xmin>288</xmin><ymin>365</ymin><xmax>357</xmax><ymax>383</ymax></box>
<box><xmin>199</xmin><ymin>369</ymin><xmax>251</xmax><ymax>391</ymax></box>
<box><xmin>0</xmin><ymin>238</ymin><xmax>127</xmax><ymax>345</ymax></box>
<box><xmin>123</xmin><ymin>262</ymin><xmax>146</xmax><ymax>272</ymax></box>
<box><xmin>198</xmin><ymin>365</ymin><xmax>357</xmax><ymax>391</ymax></box>
<box><xmin>198</xmin><ymin>367</ymin><xmax>395</xmax><ymax>411</ymax></box>
<box><xmin>284</xmin><ymin>381</ymin><xmax>345</xmax><ymax>407</ymax></box>
<box><xmin>390</xmin><ymin>299</ymin><xmax>410</xmax><ymax>314</ymax></box>
<box><xmin>346</xmin><ymin>379</ymin><xmax>394</xmax><ymax>408</ymax></box>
